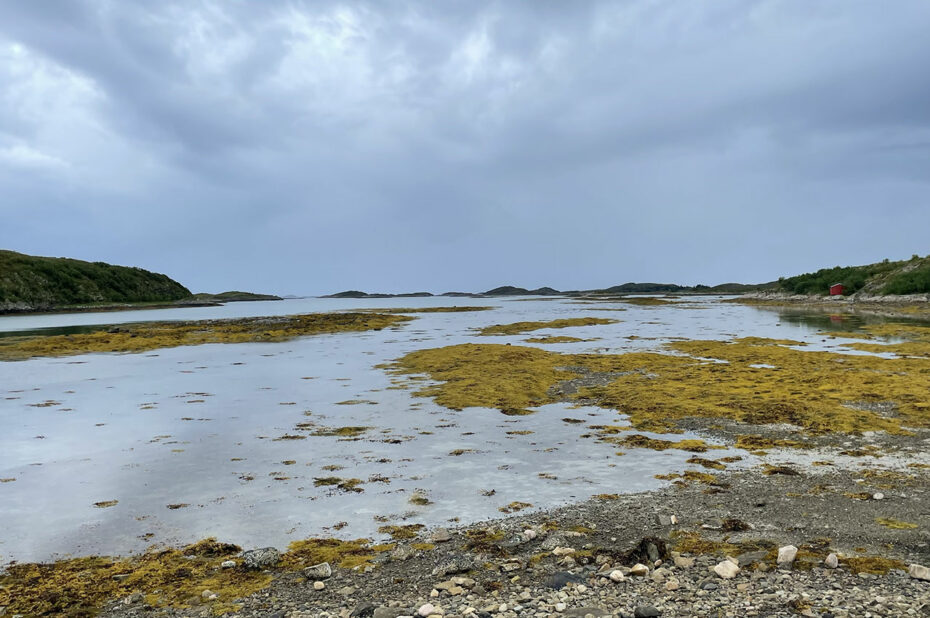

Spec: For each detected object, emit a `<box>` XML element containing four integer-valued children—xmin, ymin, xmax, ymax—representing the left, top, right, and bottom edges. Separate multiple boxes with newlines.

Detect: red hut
<box><xmin>829</xmin><ymin>283</ymin><xmax>845</xmax><ymax>296</ymax></box>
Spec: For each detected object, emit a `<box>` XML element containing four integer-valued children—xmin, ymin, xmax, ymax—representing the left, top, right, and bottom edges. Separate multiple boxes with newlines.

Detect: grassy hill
<box><xmin>775</xmin><ymin>254</ymin><xmax>930</xmax><ymax>296</ymax></box>
<box><xmin>0</xmin><ymin>250</ymin><xmax>191</xmax><ymax>311</ymax></box>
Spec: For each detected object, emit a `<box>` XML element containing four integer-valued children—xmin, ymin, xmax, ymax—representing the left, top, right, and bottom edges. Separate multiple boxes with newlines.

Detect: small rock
<box><xmin>220</xmin><ymin>560</ymin><xmax>236</xmax><ymax>569</ymax></box>
<box><xmin>634</xmin><ymin>606</ymin><xmax>660</xmax><ymax>618</ymax></box>
<box><xmin>714</xmin><ymin>560</ymin><xmax>740</xmax><ymax>579</ymax></box>
<box><xmin>552</xmin><ymin>546</ymin><xmax>576</xmax><ymax>556</ymax></box>
<box><xmin>418</xmin><ymin>604</ymin><xmax>435</xmax><ymax>617</ymax></box>
<box><xmin>431</xmin><ymin>528</ymin><xmax>453</xmax><ymax>543</ymax></box>
<box><xmin>392</xmin><ymin>545</ymin><xmax>416</xmax><ymax>562</ymax></box>
<box><xmin>432</xmin><ymin>554</ymin><xmax>476</xmax><ymax>576</ymax></box>
<box><xmin>498</xmin><ymin>604</ymin><xmax>508</xmax><ymax>613</ymax></box>
<box><xmin>824</xmin><ymin>553</ymin><xmax>838</xmax><ymax>569</ymax></box>
<box><xmin>241</xmin><ymin>547</ymin><xmax>281</xmax><ymax>570</ymax></box>
<box><xmin>373</xmin><ymin>609</ymin><xmax>416</xmax><ymax>618</ymax></box>
<box><xmin>337</xmin><ymin>585</ymin><xmax>356</xmax><ymax>596</ymax></box>
<box><xmin>665</xmin><ymin>578</ymin><xmax>679</xmax><ymax>591</ymax></box>
<box><xmin>646</xmin><ymin>542</ymin><xmax>660</xmax><ymax>563</ymax></box>
<box><xmin>201</xmin><ymin>590</ymin><xmax>217</xmax><ymax>600</ymax></box>
<box><xmin>547</xmin><ymin>572</ymin><xmax>586</xmax><ymax>588</ymax></box>
<box><xmin>777</xmin><ymin>545</ymin><xmax>798</xmax><ymax>565</ymax></box>
<box><xmin>873</xmin><ymin>492</ymin><xmax>884</xmax><ymax>500</ymax></box>
<box><xmin>735</xmin><ymin>550</ymin><xmax>768</xmax><ymax>566</ymax></box>
<box><xmin>304</xmin><ymin>562</ymin><xmax>333</xmax><ymax>580</ymax></box>
<box><xmin>523</xmin><ymin>529</ymin><xmax>538</xmax><ymax>540</ymax></box>
<box><xmin>576</xmin><ymin>584</ymin><xmax>587</xmax><ymax>593</ymax></box>
<box><xmin>910</xmin><ymin>563</ymin><xmax>930</xmax><ymax>581</ymax></box>
<box><xmin>673</xmin><ymin>555</ymin><xmax>695</xmax><ymax>568</ymax></box>
<box><xmin>112</xmin><ymin>574</ymin><xmax>130</xmax><ymax>582</ymax></box>
<box><xmin>430</xmin><ymin>589</ymin><xmax>439</xmax><ymax>598</ymax></box>
<box><xmin>351</xmin><ymin>603</ymin><xmax>377</xmax><ymax>618</ymax></box>
<box><xmin>313</xmin><ymin>581</ymin><xmax>326</xmax><ymax>591</ymax></box>
<box><xmin>655</xmin><ymin>514</ymin><xmax>673</xmax><ymax>526</ymax></box>
<box><xmin>630</xmin><ymin>563</ymin><xmax>649</xmax><ymax>576</ymax></box>
<box><xmin>736</xmin><ymin>583</ymin><xmax>750</xmax><ymax>592</ymax></box>
<box><xmin>555</xmin><ymin>603</ymin><xmax>567</xmax><ymax>612</ymax></box>
<box><xmin>609</xmin><ymin>570</ymin><xmax>625</xmax><ymax>582</ymax></box>
<box><xmin>700</xmin><ymin>580</ymin><xmax>718</xmax><ymax>591</ymax></box>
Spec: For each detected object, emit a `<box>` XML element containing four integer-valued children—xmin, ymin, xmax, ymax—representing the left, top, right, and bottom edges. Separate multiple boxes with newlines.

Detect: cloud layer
<box><xmin>2</xmin><ymin>1</ymin><xmax>928</xmax><ymax>294</ymax></box>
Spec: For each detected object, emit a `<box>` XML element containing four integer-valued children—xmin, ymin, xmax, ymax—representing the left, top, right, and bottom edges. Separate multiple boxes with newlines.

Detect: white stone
<box><xmin>576</xmin><ymin>584</ymin><xmax>587</xmax><ymax>593</ymax></box>
<box><xmin>873</xmin><ymin>493</ymin><xmax>884</xmax><ymax>500</ymax></box>
<box><xmin>313</xmin><ymin>581</ymin><xmax>325</xmax><ymax>591</ymax></box>
<box><xmin>630</xmin><ymin>563</ymin><xmax>649</xmax><ymax>576</ymax></box>
<box><xmin>608</xmin><ymin>570</ymin><xmax>625</xmax><ymax>582</ymax></box>
<box><xmin>824</xmin><ymin>553</ymin><xmax>838</xmax><ymax>569</ymax></box>
<box><xmin>673</xmin><ymin>554</ymin><xmax>695</xmax><ymax>568</ymax></box>
<box><xmin>430</xmin><ymin>589</ymin><xmax>439</xmax><ymax>598</ymax></box>
<box><xmin>665</xmin><ymin>579</ymin><xmax>679</xmax><ymax>591</ymax></box>
<box><xmin>909</xmin><ymin>563</ymin><xmax>930</xmax><ymax>581</ymax></box>
<box><xmin>498</xmin><ymin>604</ymin><xmax>508</xmax><ymax>613</ymax></box>
<box><xmin>777</xmin><ymin>545</ymin><xmax>798</xmax><ymax>565</ymax></box>
<box><xmin>523</xmin><ymin>529</ymin><xmax>537</xmax><ymax>540</ymax></box>
<box><xmin>714</xmin><ymin>560</ymin><xmax>740</xmax><ymax>579</ymax></box>
<box><xmin>418</xmin><ymin>604</ymin><xmax>436</xmax><ymax>617</ymax></box>
<box><xmin>555</xmin><ymin>603</ymin><xmax>567</xmax><ymax>612</ymax></box>
<box><xmin>552</xmin><ymin>546</ymin><xmax>576</xmax><ymax>556</ymax></box>
<box><xmin>201</xmin><ymin>590</ymin><xmax>216</xmax><ymax>600</ymax></box>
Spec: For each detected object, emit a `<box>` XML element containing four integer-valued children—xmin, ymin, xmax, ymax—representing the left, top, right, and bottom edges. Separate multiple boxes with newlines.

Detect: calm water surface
<box><xmin>0</xmin><ymin>297</ymin><xmax>903</xmax><ymax>564</ymax></box>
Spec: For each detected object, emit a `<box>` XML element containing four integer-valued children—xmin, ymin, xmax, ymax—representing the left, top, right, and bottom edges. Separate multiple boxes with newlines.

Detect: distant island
<box><xmin>324</xmin><ymin>281</ymin><xmax>774</xmax><ymax>299</ymax></box>
<box><xmin>324</xmin><ymin>255</ymin><xmax>930</xmax><ymax>300</ymax></box>
<box><xmin>0</xmin><ymin>250</ymin><xmax>281</xmax><ymax>314</ymax></box>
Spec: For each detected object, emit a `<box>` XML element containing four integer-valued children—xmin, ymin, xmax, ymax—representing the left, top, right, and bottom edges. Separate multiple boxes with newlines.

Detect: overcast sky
<box><xmin>1</xmin><ymin>1</ymin><xmax>928</xmax><ymax>295</ymax></box>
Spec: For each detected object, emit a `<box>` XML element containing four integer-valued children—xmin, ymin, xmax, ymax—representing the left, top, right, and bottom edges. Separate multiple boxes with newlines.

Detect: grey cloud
<box><xmin>1</xmin><ymin>1</ymin><xmax>929</xmax><ymax>294</ymax></box>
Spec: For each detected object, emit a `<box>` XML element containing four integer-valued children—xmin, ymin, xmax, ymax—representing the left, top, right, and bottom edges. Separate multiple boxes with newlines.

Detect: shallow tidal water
<box><xmin>0</xmin><ymin>296</ymin><xmax>901</xmax><ymax>564</ymax></box>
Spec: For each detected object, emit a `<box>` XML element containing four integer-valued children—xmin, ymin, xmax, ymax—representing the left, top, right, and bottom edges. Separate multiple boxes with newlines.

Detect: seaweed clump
<box><xmin>386</xmin><ymin>337</ymin><xmax>930</xmax><ymax>443</ymax></box>
<box><xmin>0</xmin><ymin>539</ymin><xmax>269</xmax><ymax>616</ymax></box>
<box><xmin>0</xmin><ymin>312</ymin><xmax>413</xmax><ymax>361</ymax></box>
<box><xmin>477</xmin><ymin>317</ymin><xmax>616</xmax><ymax>336</ymax></box>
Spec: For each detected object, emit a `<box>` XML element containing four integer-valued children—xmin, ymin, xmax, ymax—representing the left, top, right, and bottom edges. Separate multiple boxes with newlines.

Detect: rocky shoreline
<box><xmin>84</xmin><ymin>461</ymin><xmax>930</xmax><ymax>618</ymax></box>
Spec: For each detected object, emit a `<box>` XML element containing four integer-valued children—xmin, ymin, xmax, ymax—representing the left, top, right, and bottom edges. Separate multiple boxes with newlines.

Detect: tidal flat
<box><xmin>1</xmin><ymin>296</ymin><xmax>929</xmax><ymax>616</ymax></box>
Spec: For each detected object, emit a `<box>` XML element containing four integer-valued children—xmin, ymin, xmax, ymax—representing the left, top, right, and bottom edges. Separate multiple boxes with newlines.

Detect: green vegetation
<box><xmin>775</xmin><ymin>254</ymin><xmax>930</xmax><ymax>296</ymax></box>
<box><xmin>882</xmin><ymin>261</ymin><xmax>930</xmax><ymax>295</ymax></box>
<box><xmin>0</xmin><ymin>250</ymin><xmax>190</xmax><ymax>311</ymax></box>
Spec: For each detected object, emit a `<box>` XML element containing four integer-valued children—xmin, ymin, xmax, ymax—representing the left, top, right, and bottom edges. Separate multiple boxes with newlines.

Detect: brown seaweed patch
<box><xmin>524</xmin><ymin>336</ymin><xmax>599</xmax><ymax>344</ymax></box>
<box><xmin>608</xmin><ymin>434</ymin><xmax>720</xmax><ymax>453</ymax></box>
<box><xmin>313</xmin><ymin>477</ymin><xmax>364</xmax><ymax>493</ymax></box>
<box><xmin>357</xmin><ymin>306</ymin><xmax>495</xmax><ymax>313</ymax></box>
<box><xmin>409</xmin><ymin>491</ymin><xmax>433</xmax><ymax>506</ymax></box>
<box><xmin>93</xmin><ymin>500</ymin><xmax>119</xmax><ymax>508</ymax></box>
<box><xmin>281</xmin><ymin>538</ymin><xmax>383</xmax><ymax>570</ymax></box>
<box><xmin>478</xmin><ymin>317</ymin><xmax>616</xmax><ymax>336</ymax></box>
<box><xmin>621</xmin><ymin>297</ymin><xmax>673</xmax><ymax>306</ymax></box>
<box><xmin>875</xmin><ymin>517</ymin><xmax>918</xmax><ymax>530</ymax></box>
<box><xmin>378</xmin><ymin>524</ymin><xmax>425</xmax><ymax>540</ymax></box>
<box><xmin>386</xmin><ymin>339</ymin><xmax>930</xmax><ymax>441</ymax></box>
<box><xmin>0</xmin><ymin>540</ymin><xmax>269</xmax><ymax>616</ymax></box>
<box><xmin>498</xmin><ymin>501</ymin><xmax>533</xmax><ymax>513</ymax></box>
<box><xmin>309</xmin><ymin>426</ymin><xmax>372</xmax><ymax>438</ymax></box>
<box><xmin>841</xmin><ymin>555</ymin><xmax>908</xmax><ymax>574</ymax></box>
<box><xmin>0</xmin><ymin>312</ymin><xmax>413</xmax><ymax>361</ymax></box>
<box><xmin>686</xmin><ymin>456</ymin><xmax>727</xmax><ymax>470</ymax></box>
